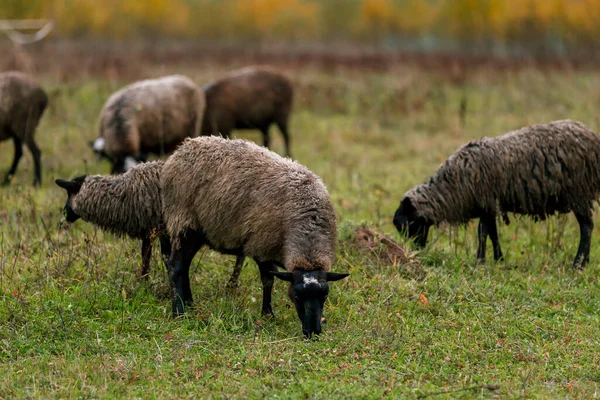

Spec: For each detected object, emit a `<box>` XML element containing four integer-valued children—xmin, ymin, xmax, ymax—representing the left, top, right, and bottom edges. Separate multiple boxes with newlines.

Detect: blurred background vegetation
<box><xmin>5</xmin><ymin>0</ymin><xmax>600</xmax><ymax>57</ymax></box>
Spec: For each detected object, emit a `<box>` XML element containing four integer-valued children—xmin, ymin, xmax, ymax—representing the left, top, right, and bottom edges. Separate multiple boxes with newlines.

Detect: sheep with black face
<box><xmin>161</xmin><ymin>136</ymin><xmax>348</xmax><ymax>338</ymax></box>
<box><xmin>394</xmin><ymin>119</ymin><xmax>600</xmax><ymax>269</ymax></box>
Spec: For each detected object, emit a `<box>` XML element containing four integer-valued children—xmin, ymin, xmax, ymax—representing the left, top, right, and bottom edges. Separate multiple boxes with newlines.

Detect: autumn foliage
<box><xmin>5</xmin><ymin>0</ymin><xmax>600</xmax><ymax>50</ymax></box>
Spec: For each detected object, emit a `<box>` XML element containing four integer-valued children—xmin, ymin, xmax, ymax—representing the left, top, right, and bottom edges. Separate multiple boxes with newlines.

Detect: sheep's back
<box><xmin>493</xmin><ymin>120</ymin><xmax>600</xmax><ymax>217</ymax></box>
<box><xmin>162</xmin><ymin>137</ymin><xmax>334</xmax><ymax>264</ymax></box>
<box><xmin>203</xmin><ymin>67</ymin><xmax>292</xmax><ymax>130</ymax></box>
<box><xmin>416</xmin><ymin>119</ymin><xmax>600</xmax><ymax>223</ymax></box>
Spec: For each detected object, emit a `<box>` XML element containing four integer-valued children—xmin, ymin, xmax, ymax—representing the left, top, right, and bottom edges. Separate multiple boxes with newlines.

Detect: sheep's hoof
<box><xmin>225</xmin><ymin>280</ymin><xmax>239</xmax><ymax>290</ymax></box>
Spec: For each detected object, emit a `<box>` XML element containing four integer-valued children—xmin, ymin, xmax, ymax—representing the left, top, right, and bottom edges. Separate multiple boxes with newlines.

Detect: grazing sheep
<box><xmin>0</xmin><ymin>71</ymin><xmax>48</xmax><ymax>186</ymax></box>
<box><xmin>161</xmin><ymin>136</ymin><xmax>348</xmax><ymax>338</ymax></box>
<box><xmin>55</xmin><ymin>161</ymin><xmax>168</xmax><ymax>278</ymax></box>
<box><xmin>55</xmin><ymin>161</ymin><xmax>246</xmax><ymax>286</ymax></box>
<box><xmin>393</xmin><ymin>119</ymin><xmax>600</xmax><ymax>269</ymax></box>
<box><xmin>92</xmin><ymin>75</ymin><xmax>205</xmax><ymax>174</ymax></box>
<box><xmin>202</xmin><ymin>66</ymin><xmax>293</xmax><ymax>157</ymax></box>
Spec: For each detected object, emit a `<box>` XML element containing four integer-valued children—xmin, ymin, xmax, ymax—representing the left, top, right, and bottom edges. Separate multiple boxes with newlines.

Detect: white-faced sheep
<box><xmin>0</xmin><ymin>71</ymin><xmax>48</xmax><ymax>186</ymax></box>
<box><xmin>161</xmin><ymin>136</ymin><xmax>349</xmax><ymax>338</ymax></box>
<box><xmin>201</xmin><ymin>66</ymin><xmax>293</xmax><ymax>157</ymax></box>
<box><xmin>394</xmin><ymin>119</ymin><xmax>600</xmax><ymax>269</ymax></box>
<box><xmin>55</xmin><ymin>161</ymin><xmax>246</xmax><ymax>286</ymax></box>
<box><xmin>92</xmin><ymin>75</ymin><xmax>205</xmax><ymax>174</ymax></box>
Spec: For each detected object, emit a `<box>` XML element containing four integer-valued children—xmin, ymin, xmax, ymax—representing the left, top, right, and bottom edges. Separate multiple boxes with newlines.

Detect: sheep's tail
<box><xmin>502</xmin><ymin>212</ymin><xmax>510</xmax><ymax>226</ymax></box>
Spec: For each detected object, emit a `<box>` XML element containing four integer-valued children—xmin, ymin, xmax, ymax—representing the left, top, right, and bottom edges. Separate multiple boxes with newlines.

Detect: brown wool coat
<box><xmin>201</xmin><ymin>66</ymin><xmax>292</xmax><ymax>136</ymax></box>
<box><xmin>161</xmin><ymin>136</ymin><xmax>336</xmax><ymax>272</ymax></box>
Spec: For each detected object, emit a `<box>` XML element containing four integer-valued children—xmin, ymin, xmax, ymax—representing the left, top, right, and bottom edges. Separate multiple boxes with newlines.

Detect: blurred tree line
<box><xmin>4</xmin><ymin>0</ymin><xmax>600</xmax><ymax>55</ymax></box>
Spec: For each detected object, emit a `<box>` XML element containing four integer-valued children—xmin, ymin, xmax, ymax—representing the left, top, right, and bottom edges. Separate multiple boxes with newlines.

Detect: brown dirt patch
<box><xmin>353</xmin><ymin>225</ymin><xmax>425</xmax><ymax>279</ymax></box>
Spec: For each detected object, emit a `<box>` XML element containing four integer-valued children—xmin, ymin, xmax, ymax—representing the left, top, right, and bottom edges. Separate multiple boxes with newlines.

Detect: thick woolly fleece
<box><xmin>161</xmin><ymin>136</ymin><xmax>336</xmax><ymax>272</ymax></box>
<box><xmin>403</xmin><ymin>119</ymin><xmax>600</xmax><ymax>224</ymax></box>
<box><xmin>71</xmin><ymin>161</ymin><xmax>164</xmax><ymax>239</ymax></box>
<box><xmin>97</xmin><ymin>75</ymin><xmax>205</xmax><ymax>159</ymax></box>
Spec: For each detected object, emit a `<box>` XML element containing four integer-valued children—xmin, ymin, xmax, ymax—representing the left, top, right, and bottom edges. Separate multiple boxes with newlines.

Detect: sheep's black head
<box><xmin>393</xmin><ymin>196</ymin><xmax>431</xmax><ymax>248</ymax></box>
<box><xmin>272</xmin><ymin>269</ymin><xmax>349</xmax><ymax>339</ymax></box>
<box><xmin>55</xmin><ymin>176</ymin><xmax>86</xmax><ymax>222</ymax></box>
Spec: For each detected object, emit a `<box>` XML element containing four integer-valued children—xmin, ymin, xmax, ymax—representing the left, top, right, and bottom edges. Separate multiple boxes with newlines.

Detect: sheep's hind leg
<box><xmin>226</xmin><ymin>255</ymin><xmax>245</xmax><ymax>289</ymax></box>
<box><xmin>257</xmin><ymin>261</ymin><xmax>277</xmax><ymax>317</ymax></box>
<box><xmin>25</xmin><ymin>137</ymin><xmax>42</xmax><ymax>186</ymax></box>
<box><xmin>2</xmin><ymin>136</ymin><xmax>23</xmax><ymax>185</ymax></box>
<box><xmin>261</xmin><ymin>127</ymin><xmax>270</xmax><ymax>149</ymax></box>
<box><xmin>139</xmin><ymin>237</ymin><xmax>152</xmax><ymax>279</ymax></box>
<box><xmin>573</xmin><ymin>211</ymin><xmax>593</xmax><ymax>269</ymax></box>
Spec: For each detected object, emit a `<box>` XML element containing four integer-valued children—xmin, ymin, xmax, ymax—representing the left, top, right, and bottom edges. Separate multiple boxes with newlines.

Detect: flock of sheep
<box><xmin>2</xmin><ymin>66</ymin><xmax>600</xmax><ymax>338</ymax></box>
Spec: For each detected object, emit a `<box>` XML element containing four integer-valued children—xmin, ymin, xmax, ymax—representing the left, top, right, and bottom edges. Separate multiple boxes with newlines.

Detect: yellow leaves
<box><xmin>10</xmin><ymin>0</ymin><xmax>600</xmax><ymax>44</ymax></box>
<box><xmin>232</xmin><ymin>0</ymin><xmax>319</xmax><ymax>38</ymax></box>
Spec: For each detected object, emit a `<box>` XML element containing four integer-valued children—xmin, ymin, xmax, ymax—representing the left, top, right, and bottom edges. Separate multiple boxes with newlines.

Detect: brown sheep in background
<box><xmin>0</xmin><ymin>71</ymin><xmax>48</xmax><ymax>186</ymax></box>
<box><xmin>92</xmin><ymin>75</ymin><xmax>205</xmax><ymax>174</ymax></box>
<box><xmin>393</xmin><ymin>119</ymin><xmax>600</xmax><ymax>269</ymax></box>
<box><xmin>161</xmin><ymin>136</ymin><xmax>348</xmax><ymax>338</ymax></box>
<box><xmin>202</xmin><ymin>66</ymin><xmax>293</xmax><ymax>157</ymax></box>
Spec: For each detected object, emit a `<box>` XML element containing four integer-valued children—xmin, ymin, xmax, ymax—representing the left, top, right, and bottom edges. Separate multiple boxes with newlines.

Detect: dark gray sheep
<box><xmin>0</xmin><ymin>71</ymin><xmax>48</xmax><ymax>186</ymax></box>
<box><xmin>393</xmin><ymin>119</ymin><xmax>600</xmax><ymax>269</ymax></box>
<box><xmin>161</xmin><ymin>136</ymin><xmax>348</xmax><ymax>338</ymax></box>
<box><xmin>55</xmin><ymin>161</ymin><xmax>168</xmax><ymax>278</ymax></box>
<box><xmin>201</xmin><ymin>66</ymin><xmax>293</xmax><ymax>157</ymax></box>
<box><xmin>55</xmin><ymin>161</ymin><xmax>245</xmax><ymax>286</ymax></box>
<box><xmin>92</xmin><ymin>75</ymin><xmax>205</xmax><ymax>174</ymax></box>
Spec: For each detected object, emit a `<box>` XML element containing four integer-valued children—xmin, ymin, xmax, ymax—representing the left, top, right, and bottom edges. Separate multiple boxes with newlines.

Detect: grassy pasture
<box><xmin>1</xmin><ymin>58</ymin><xmax>600</xmax><ymax>398</ymax></box>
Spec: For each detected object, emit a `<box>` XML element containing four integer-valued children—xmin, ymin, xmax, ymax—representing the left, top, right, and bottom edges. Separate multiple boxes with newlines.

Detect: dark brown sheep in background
<box><xmin>393</xmin><ymin>119</ymin><xmax>600</xmax><ymax>269</ymax></box>
<box><xmin>0</xmin><ymin>71</ymin><xmax>48</xmax><ymax>186</ymax></box>
<box><xmin>161</xmin><ymin>136</ymin><xmax>348</xmax><ymax>338</ymax></box>
<box><xmin>92</xmin><ymin>75</ymin><xmax>205</xmax><ymax>174</ymax></box>
<box><xmin>202</xmin><ymin>66</ymin><xmax>293</xmax><ymax>157</ymax></box>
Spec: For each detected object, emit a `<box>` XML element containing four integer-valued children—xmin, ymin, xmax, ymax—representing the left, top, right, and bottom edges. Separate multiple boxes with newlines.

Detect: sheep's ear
<box><xmin>401</xmin><ymin>196</ymin><xmax>416</xmax><ymax>214</ymax></box>
<box><xmin>55</xmin><ymin>179</ymin><xmax>82</xmax><ymax>194</ymax></box>
<box><xmin>326</xmin><ymin>272</ymin><xmax>349</xmax><ymax>282</ymax></box>
<box><xmin>272</xmin><ymin>271</ymin><xmax>294</xmax><ymax>282</ymax></box>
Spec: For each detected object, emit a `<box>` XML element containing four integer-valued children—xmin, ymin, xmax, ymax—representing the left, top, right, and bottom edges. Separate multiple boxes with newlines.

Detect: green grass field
<box><xmin>1</xmin><ymin>61</ymin><xmax>600</xmax><ymax>398</ymax></box>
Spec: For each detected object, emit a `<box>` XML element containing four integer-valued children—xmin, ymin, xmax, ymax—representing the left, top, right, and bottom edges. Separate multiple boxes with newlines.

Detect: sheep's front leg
<box><xmin>477</xmin><ymin>213</ymin><xmax>503</xmax><ymax>263</ymax></box>
<box><xmin>168</xmin><ymin>232</ymin><xmax>203</xmax><ymax>317</ymax></box>
<box><xmin>2</xmin><ymin>137</ymin><xmax>23</xmax><ymax>185</ymax></box>
<box><xmin>168</xmin><ymin>247</ymin><xmax>186</xmax><ymax>317</ymax></box>
<box><xmin>574</xmin><ymin>211</ymin><xmax>593</xmax><ymax>269</ymax></box>
<box><xmin>257</xmin><ymin>261</ymin><xmax>277</xmax><ymax>317</ymax></box>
